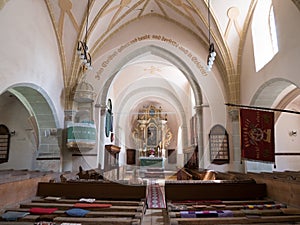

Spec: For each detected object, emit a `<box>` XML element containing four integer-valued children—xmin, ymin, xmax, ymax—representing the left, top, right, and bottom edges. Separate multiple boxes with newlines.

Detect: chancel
<box><xmin>131</xmin><ymin>105</ymin><xmax>172</xmax><ymax>169</ymax></box>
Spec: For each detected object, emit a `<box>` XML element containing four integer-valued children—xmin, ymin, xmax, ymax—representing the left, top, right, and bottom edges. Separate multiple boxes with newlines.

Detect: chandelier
<box><xmin>77</xmin><ymin>0</ymin><xmax>92</xmax><ymax>71</ymax></box>
<box><xmin>207</xmin><ymin>0</ymin><xmax>216</xmax><ymax>72</ymax></box>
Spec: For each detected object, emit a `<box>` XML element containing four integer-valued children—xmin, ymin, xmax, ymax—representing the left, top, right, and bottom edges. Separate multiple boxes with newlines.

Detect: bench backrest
<box><xmin>37</xmin><ymin>182</ymin><xmax>147</xmax><ymax>200</ymax></box>
<box><xmin>165</xmin><ymin>182</ymin><xmax>267</xmax><ymax>201</ymax></box>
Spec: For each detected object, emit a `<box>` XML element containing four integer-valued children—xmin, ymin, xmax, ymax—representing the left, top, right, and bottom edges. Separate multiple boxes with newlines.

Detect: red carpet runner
<box><xmin>147</xmin><ymin>180</ymin><xmax>166</xmax><ymax>209</ymax></box>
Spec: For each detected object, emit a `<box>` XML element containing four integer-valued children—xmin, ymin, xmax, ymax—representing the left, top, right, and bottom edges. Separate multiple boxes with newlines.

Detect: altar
<box><xmin>140</xmin><ymin>157</ymin><xmax>164</xmax><ymax>168</ymax></box>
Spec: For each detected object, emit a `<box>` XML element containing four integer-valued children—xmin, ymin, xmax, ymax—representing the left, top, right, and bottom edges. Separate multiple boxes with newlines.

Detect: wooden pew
<box><xmin>2</xmin><ymin>208</ymin><xmax>143</xmax><ymax>222</ymax></box>
<box><xmin>169</xmin><ymin>215</ymin><xmax>300</xmax><ymax>225</ymax></box>
<box><xmin>36</xmin><ymin>182</ymin><xmax>146</xmax><ymax>201</ymax></box>
<box><xmin>247</xmin><ymin>172</ymin><xmax>300</xmax><ymax>208</ymax></box>
<box><xmin>165</xmin><ymin>181</ymin><xmax>267</xmax><ymax>201</ymax></box>
<box><xmin>176</xmin><ymin>168</ymin><xmax>193</xmax><ymax>180</ymax></box>
<box><xmin>165</xmin><ymin>179</ymin><xmax>300</xmax><ymax>224</ymax></box>
<box><xmin>1</xmin><ymin>181</ymin><xmax>147</xmax><ymax>224</ymax></box>
<box><xmin>32</xmin><ymin>197</ymin><xmax>144</xmax><ymax>207</ymax></box>
<box><xmin>54</xmin><ymin>216</ymin><xmax>140</xmax><ymax>225</ymax></box>
<box><xmin>19</xmin><ymin>202</ymin><xmax>143</xmax><ymax>212</ymax></box>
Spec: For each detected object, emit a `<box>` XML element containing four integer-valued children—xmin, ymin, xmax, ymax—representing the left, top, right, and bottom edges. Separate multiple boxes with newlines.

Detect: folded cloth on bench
<box><xmin>66</xmin><ymin>208</ymin><xmax>90</xmax><ymax>217</ymax></box>
<box><xmin>180</xmin><ymin>211</ymin><xmax>218</xmax><ymax>218</ymax></box>
<box><xmin>168</xmin><ymin>203</ymin><xmax>188</xmax><ymax>211</ymax></box>
<box><xmin>60</xmin><ymin>223</ymin><xmax>81</xmax><ymax>225</ymax></box>
<box><xmin>180</xmin><ymin>210</ymin><xmax>233</xmax><ymax>218</ymax></box>
<box><xmin>180</xmin><ymin>211</ymin><xmax>197</xmax><ymax>218</ymax></box>
<box><xmin>1</xmin><ymin>211</ymin><xmax>29</xmax><ymax>221</ymax></box>
<box><xmin>30</xmin><ymin>208</ymin><xmax>58</xmax><ymax>214</ymax></box>
<box><xmin>218</xmin><ymin>210</ymin><xmax>234</xmax><ymax>217</ymax></box>
<box><xmin>244</xmin><ymin>203</ymin><xmax>287</xmax><ymax>210</ymax></box>
<box><xmin>44</xmin><ymin>196</ymin><xmax>61</xmax><ymax>201</ymax></box>
<box><xmin>79</xmin><ymin>198</ymin><xmax>96</xmax><ymax>203</ymax></box>
<box><xmin>34</xmin><ymin>222</ymin><xmax>56</xmax><ymax>225</ymax></box>
<box><xmin>73</xmin><ymin>203</ymin><xmax>112</xmax><ymax>208</ymax></box>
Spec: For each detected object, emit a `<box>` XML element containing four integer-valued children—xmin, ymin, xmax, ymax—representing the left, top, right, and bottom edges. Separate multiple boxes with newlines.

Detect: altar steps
<box><xmin>144</xmin><ymin>168</ymin><xmax>165</xmax><ymax>178</ymax></box>
<box><xmin>125</xmin><ymin>168</ymin><xmax>177</xmax><ymax>180</ymax></box>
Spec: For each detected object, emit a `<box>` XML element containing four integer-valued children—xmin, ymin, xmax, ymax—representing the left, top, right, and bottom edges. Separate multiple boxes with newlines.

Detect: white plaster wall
<box><xmin>275</xmin><ymin>112</ymin><xmax>300</xmax><ymax>171</ymax></box>
<box><xmin>240</xmin><ymin>1</ymin><xmax>300</xmax><ymax>172</ymax></box>
<box><xmin>0</xmin><ymin>0</ymin><xmax>65</xmax><ymax>128</ymax></box>
<box><xmin>0</xmin><ymin>95</ymin><xmax>35</xmax><ymax>170</ymax></box>
<box><xmin>241</xmin><ymin>1</ymin><xmax>300</xmax><ymax>102</ymax></box>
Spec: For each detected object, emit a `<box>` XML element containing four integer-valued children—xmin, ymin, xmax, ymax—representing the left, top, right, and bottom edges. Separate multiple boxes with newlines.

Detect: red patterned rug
<box><xmin>147</xmin><ymin>181</ymin><xmax>166</xmax><ymax>209</ymax></box>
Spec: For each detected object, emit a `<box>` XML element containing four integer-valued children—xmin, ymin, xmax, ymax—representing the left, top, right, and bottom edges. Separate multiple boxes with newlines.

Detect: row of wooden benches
<box><xmin>1</xmin><ymin>181</ymin><xmax>148</xmax><ymax>225</ymax></box>
<box><xmin>166</xmin><ymin>198</ymin><xmax>300</xmax><ymax>224</ymax></box>
<box><xmin>2</xmin><ymin>174</ymin><xmax>300</xmax><ymax>224</ymax></box>
<box><xmin>164</xmin><ymin>180</ymin><xmax>300</xmax><ymax>224</ymax></box>
<box><xmin>229</xmin><ymin>170</ymin><xmax>300</xmax><ymax>182</ymax></box>
<box><xmin>1</xmin><ymin>199</ymin><xmax>145</xmax><ymax>225</ymax></box>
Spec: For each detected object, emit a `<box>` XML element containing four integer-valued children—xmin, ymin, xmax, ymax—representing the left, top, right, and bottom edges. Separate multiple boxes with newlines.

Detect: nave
<box><xmin>1</xmin><ymin>168</ymin><xmax>300</xmax><ymax>225</ymax></box>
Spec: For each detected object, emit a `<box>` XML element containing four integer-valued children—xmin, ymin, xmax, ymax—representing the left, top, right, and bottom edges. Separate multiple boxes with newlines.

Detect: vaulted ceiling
<box><xmin>42</xmin><ymin>0</ymin><xmax>300</xmax><ymax>114</ymax></box>
<box><xmin>4</xmin><ymin>0</ymin><xmax>299</xmax><ymax>111</ymax></box>
<box><xmin>42</xmin><ymin>0</ymin><xmax>260</xmax><ymax>107</ymax></box>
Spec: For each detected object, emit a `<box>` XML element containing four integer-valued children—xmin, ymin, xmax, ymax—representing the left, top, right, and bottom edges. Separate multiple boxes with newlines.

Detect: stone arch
<box><xmin>94</xmin><ymin>44</ymin><xmax>210</xmax><ymax>169</ymax></box>
<box><xmin>250</xmin><ymin>78</ymin><xmax>299</xmax><ymax>121</ymax></box>
<box><xmin>250</xmin><ymin>78</ymin><xmax>297</xmax><ymax>107</ymax></box>
<box><xmin>4</xmin><ymin>83</ymin><xmax>61</xmax><ymax>171</ymax></box>
<box><xmin>96</xmin><ymin>45</ymin><xmax>203</xmax><ymax>107</ymax></box>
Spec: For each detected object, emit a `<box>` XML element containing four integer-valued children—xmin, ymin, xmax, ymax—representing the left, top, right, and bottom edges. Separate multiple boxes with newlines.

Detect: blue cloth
<box><xmin>1</xmin><ymin>211</ymin><xmax>29</xmax><ymax>221</ymax></box>
<box><xmin>65</xmin><ymin>208</ymin><xmax>90</xmax><ymax>217</ymax></box>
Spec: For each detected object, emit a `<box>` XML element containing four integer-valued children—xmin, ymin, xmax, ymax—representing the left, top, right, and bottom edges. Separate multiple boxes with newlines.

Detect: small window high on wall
<box><xmin>252</xmin><ymin>0</ymin><xmax>278</xmax><ymax>72</ymax></box>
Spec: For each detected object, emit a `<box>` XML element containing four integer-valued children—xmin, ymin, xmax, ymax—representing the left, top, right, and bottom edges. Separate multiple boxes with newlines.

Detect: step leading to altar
<box><xmin>143</xmin><ymin>168</ymin><xmax>165</xmax><ymax>178</ymax></box>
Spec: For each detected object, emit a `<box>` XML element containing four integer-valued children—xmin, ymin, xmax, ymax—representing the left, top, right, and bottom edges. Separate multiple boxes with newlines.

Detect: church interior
<box><xmin>1</xmin><ymin>0</ymin><xmax>300</xmax><ymax>224</ymax></box>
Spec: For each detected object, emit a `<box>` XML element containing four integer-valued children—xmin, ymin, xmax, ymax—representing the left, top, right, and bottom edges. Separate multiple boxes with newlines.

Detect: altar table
<box><xmin>139</xmin><ymin>157</ymin><xmax>164</xmax><ymax>168</ymax></box>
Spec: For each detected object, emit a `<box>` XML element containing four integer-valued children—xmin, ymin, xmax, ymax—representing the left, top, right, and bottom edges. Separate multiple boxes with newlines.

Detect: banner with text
<box><xmin>240</xmin><ymin>108</ymin><xmax>275</xmax><ymax>163</ymax></box>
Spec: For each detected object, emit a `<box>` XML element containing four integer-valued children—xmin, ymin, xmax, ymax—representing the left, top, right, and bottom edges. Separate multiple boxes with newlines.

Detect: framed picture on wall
<box><xmin>209</xmin><ymin>124</ymin><xmax>229</xmax><ymax>164</ymax></box>
<box><xmin>147</xmin><ymin>123</ymin><xmax>157</xmax><ymax>147</ymax></box>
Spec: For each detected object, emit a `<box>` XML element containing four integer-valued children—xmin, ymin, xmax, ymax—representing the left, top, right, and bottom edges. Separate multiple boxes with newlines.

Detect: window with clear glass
<box><xmin>252</xmin><ymin>0</ymin><xmax>278</xmax><ymax>72</ymax></box>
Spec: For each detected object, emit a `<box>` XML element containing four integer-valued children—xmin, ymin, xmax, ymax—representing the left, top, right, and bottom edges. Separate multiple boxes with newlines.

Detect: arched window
<box><xmin>252</xmin><ymin>0</ymin><xmax>278</xmax><ymax>72</ymax></box>
<box><xmin>0</xmin><ymin>124</ymin><xmax>11</xmax><ymax>163</ymax></box>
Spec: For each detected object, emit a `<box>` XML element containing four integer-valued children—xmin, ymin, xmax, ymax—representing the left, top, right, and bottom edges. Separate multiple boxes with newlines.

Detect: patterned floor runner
<box><xmin>147</xmin><ymin>180</ymin><xmax>166</xmax><ymax>209</ymax></box>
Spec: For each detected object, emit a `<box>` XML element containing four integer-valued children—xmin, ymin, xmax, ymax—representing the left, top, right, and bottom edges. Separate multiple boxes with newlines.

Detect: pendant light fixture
<box><xmin>207</xmin><ymin>0</ymin><xmax>216</xmax><ymax>72</ymax></box>
<box><xmin>77</xmin><ymin>0</ymin><xmax>92</xmax><ymax>70</ymax></box>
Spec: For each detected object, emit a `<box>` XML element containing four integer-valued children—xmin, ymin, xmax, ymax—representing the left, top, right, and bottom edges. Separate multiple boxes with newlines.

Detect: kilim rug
<box><xmin>147</xmin><ymin>180</ymin><xmax>166</xmax><ymax>209</ymax></box>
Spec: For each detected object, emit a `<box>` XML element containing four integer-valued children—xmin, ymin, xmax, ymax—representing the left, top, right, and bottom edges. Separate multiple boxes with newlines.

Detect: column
<box><xmin>194</xmin><ymin>105</ymin><xmax>204</xmax><ymax>169</ymax></box>
<box><xmin>95</xmin><ymin>104</ymin><xmax>107</xmax><ymax>170</ymax></box>
<box><xmin>228</xmin><ymin>109</ymin><xmax>245</xmax><ymax>172</ymax></box>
